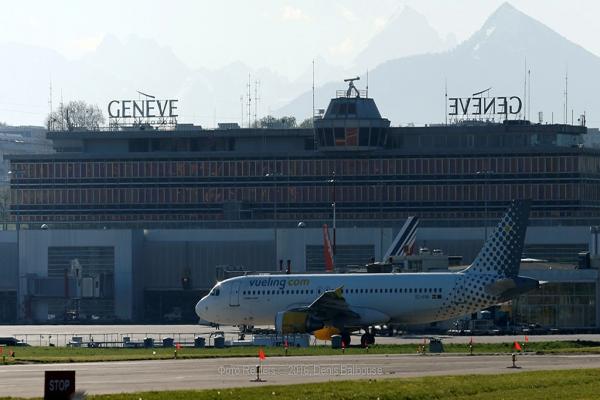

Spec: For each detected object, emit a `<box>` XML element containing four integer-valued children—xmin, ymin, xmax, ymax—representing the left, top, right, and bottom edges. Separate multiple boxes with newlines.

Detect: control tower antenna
<box><xmin>344</xmin><ymin>76</ymin><xmax>360</xmax><ymax>97</ymax></box>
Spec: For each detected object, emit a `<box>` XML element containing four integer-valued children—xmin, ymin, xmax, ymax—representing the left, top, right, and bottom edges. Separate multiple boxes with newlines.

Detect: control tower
<box><xmin>314</xmin><ymin>77</ymin><xmax>390</xmax><ymax>149</ymax></box>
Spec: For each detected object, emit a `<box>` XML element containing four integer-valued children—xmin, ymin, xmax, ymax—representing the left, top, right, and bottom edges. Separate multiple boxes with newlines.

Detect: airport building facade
<box><xmin>3</xmin><ymin>89</ymin><xmax>600</xmax><ymax>328</ymax></box>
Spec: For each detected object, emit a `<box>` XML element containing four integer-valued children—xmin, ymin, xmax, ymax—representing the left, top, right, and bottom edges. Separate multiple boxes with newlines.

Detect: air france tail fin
<box><xmin>465</xmin><ymin>199</ymin><xmax>531</xmax><ymax>277</ymax></box>
<box><xmin>323</xmin><ymin>224</ymin><xmax>335</xmax><ymax>272</ymax></box>
<box><xmin>383</xmin><ymin>216</ymin><xmax>419</xmax><ymax>260</ymax></box>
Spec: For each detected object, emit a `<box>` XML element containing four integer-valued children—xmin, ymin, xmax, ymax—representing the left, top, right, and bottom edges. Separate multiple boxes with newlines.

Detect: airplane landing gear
<box><xmin>360</xmin><ymin>331</ymin><xmax>375</xmax><ymax>347</ymax></box>
<box><xmin>341</xmin><ymin>332</ymin><xmax>351</xmax><ymax>347</ymax></box>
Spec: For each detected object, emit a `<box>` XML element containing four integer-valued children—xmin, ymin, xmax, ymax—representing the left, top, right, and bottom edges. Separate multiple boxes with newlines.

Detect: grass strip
<box><xmin>2</xmin><ymin>340</ymin><xmax>600</xmax><ymax>364</ymax></box>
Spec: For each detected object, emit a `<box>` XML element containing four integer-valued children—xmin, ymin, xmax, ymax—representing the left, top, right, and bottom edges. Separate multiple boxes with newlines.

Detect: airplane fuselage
<box><xmin>196</xmin><ymin>271</ymin><xmax>500</xmax><ymax>328</ymax></box>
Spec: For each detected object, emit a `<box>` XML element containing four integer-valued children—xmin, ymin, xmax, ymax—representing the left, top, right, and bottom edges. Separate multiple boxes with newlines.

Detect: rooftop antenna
<box><xmin>247</xmin><ymin>74</ymin><xmax>252</xmax><ymax>128</ymax></box>
<box><xmin>312</xmin><ymin>59</ymin><xmax>316</xmax><ymax>147</ymax></box>
<box><xmin>564</xmin><ymin>66</ymin><xmax>568</xmax><ymax>124</ymax></box>
<box><xmin>240</xmin><ymin>95</ymin><xmax>244</xmax><ymax>127</ymax></box>
<box><xmin>444</xmin><ymin>78</ymin><xmax>448</xmax><ymax>125</ymax></box>
<box><xmin>312</xmin><ymin>59</ymin><xmax>315</xmax><ymax>126</ymax></box>
<box><xmin>366</xmin><ymin>69</ymin><xmax>369</xmax><ymax>98</ymax></box>
<box><xmin>60</xmin><ymin>89</ymin><xmax>64</xmax><ymax>131</ymax></box>
<box><xmin>48</xmin><ymin>77</ymin><xmax>53</xmax><ymax>130</ymax></box>
<box><xmin>523</xmin><ymin>57</ymin><xmax>527</xmax><ymax>120</ymax></box>
<box><xmin>528</xmin><ymin>68</ymin><xmax>531</xmax><ymax>121</ymax></box>
<box><xmin>254</xmin><ymin>79</ymin><xmax>260</xmax><ymax>127</ymax></box>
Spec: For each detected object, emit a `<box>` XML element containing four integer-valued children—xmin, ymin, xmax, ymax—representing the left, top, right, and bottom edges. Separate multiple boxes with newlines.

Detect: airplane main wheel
<box><xmin>361</xmin><ymin>332</ymin><xmax>375</xmax><ymax>347</ymax></box>
<box><xmin>341</xmin><ymin>332</ymin><xmax>351</xmax><ymax>347</ymax></box>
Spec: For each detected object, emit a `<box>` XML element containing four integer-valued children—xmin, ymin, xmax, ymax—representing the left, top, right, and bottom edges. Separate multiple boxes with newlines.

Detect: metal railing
<box><xmin>8</xmin><ymin>330</ymin><xmax>241</xmax><ymax>348</ymax></box>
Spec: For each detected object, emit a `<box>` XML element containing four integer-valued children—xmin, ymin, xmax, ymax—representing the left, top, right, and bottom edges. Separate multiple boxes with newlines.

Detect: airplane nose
<box><xmin>195</xmin><ymin>298</ymin><xmax>206</xmax><ymax>318</ymax></box>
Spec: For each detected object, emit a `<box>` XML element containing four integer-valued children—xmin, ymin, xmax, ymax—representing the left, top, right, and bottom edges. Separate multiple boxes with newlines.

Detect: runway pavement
<box><xmin>3</xmin><ymin>353</ymin><xmax>600</xmax><ymax>397</ymax></box>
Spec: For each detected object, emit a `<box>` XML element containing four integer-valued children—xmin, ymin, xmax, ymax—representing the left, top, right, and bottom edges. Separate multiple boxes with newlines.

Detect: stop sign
<box><xmin>44</xmin><ymin>370</ymin><xmax>75</xmax><ymax>400</ymax></box>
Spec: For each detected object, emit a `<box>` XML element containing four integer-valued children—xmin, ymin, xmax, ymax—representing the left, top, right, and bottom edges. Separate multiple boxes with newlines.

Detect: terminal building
<box><xmin>2</xmin><ymin>82</ymin><xmax>600</xmax><ymax>329</ymax></box>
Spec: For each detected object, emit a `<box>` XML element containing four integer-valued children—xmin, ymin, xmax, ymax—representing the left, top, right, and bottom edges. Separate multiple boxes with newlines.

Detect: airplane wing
<box><xmin>303</xmin><ymin>287</ymin><xmax>359</xmax><ymax>321</ymax></box>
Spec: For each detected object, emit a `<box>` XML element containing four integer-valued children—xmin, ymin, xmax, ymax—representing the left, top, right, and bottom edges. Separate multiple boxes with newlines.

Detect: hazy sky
<box><xmin>2</xmin><ymin>0</ymin><xmax>599</xmax><ymax>78</ymax></box>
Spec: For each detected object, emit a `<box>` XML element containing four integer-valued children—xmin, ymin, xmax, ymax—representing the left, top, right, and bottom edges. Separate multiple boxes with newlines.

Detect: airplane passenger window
<box><xmin>409</xmin><ymin>288</ymin><xmax>413</xmax><ymax>293</ymax></box>
<box><xmin>369</xmin><ymin>289</ymin><xmax>373</xmax><ymax>293</ymax></box>
<box><xmin>418</xmin><ymin>288</ymin><xmax>422</xmax><ymax>293</ymax></box>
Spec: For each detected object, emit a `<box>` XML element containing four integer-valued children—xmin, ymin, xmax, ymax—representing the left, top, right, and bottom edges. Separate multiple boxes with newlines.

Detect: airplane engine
<box><xmin>275</xmin><ymin>311</ymin><xmax>324</xmax><ymax>334</ymax></box>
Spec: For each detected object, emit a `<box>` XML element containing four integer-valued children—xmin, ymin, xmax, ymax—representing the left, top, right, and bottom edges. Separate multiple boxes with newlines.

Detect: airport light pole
<box><xmin>476</xmin><ymin>170</ymin><xmax>495</xmax><ymax>240</ymax></box>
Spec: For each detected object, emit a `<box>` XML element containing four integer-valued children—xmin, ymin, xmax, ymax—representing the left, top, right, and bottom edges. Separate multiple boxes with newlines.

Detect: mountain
<box><xmin>278</xmin><ymin>2</ymin><xmax>600</xmax><ymax>126</ymax></box>
<box><xmin>354</xmin><ymin>5</ymin><xmax>456</xmax><ymax>70</ymax></box>
<box><xmin>0</xmin><ymin>35</ymin><xmax>304</xmax><ymax>127</ymax></box>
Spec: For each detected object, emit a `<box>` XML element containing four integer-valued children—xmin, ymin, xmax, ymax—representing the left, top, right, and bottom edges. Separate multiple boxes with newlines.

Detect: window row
<box><xmin>11</xmin><ymin>155</ymin><xmax>581</xmax><ymax>180</ymax></box>
<box><xmin>11</xmin><ymin>183</ymin><xmax>590</xmax><ymax>206</ymax></box>
<box><xmin>242</xmin><ymin>287</ymin><xmax>443</xmax><ymax>296</ymax></box>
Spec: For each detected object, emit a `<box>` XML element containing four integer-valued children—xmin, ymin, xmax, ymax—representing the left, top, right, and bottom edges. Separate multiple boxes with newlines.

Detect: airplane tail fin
<box><xmin>383</xmin><ymin>216</ymin><xmax>419</xmax><ymax>260</ymax></box>
<box><xmin>465</xmin><ymin>199</ymin><xmax>531</xmax><ymax>278</ymax></box>
<box><xmin>323</xmin><ymin>224</ymin><xmax>335</xmax><ymax>272</ymax></box>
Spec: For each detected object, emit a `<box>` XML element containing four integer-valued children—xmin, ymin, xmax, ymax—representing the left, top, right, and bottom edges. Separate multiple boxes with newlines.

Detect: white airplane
<box><xmin>196</xmin><ymin>199</ymin><xmax>539</xmax><ymax>346</ymax></box>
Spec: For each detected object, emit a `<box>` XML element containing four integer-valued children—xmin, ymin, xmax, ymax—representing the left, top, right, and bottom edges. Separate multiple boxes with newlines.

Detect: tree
<box><xmin>256</xmin><ymin>115</ymin><xmax>298</xmax><ymax>129</ymax></box>
<box><xmin>46</xmin><ymin>100</ymin><xmax>105</xmax><ymax>131</ymax></box>
<box><xmin>299</xmin><ymin>118</ymin><xmax>313</xmax><ymax>128</ymax></box>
